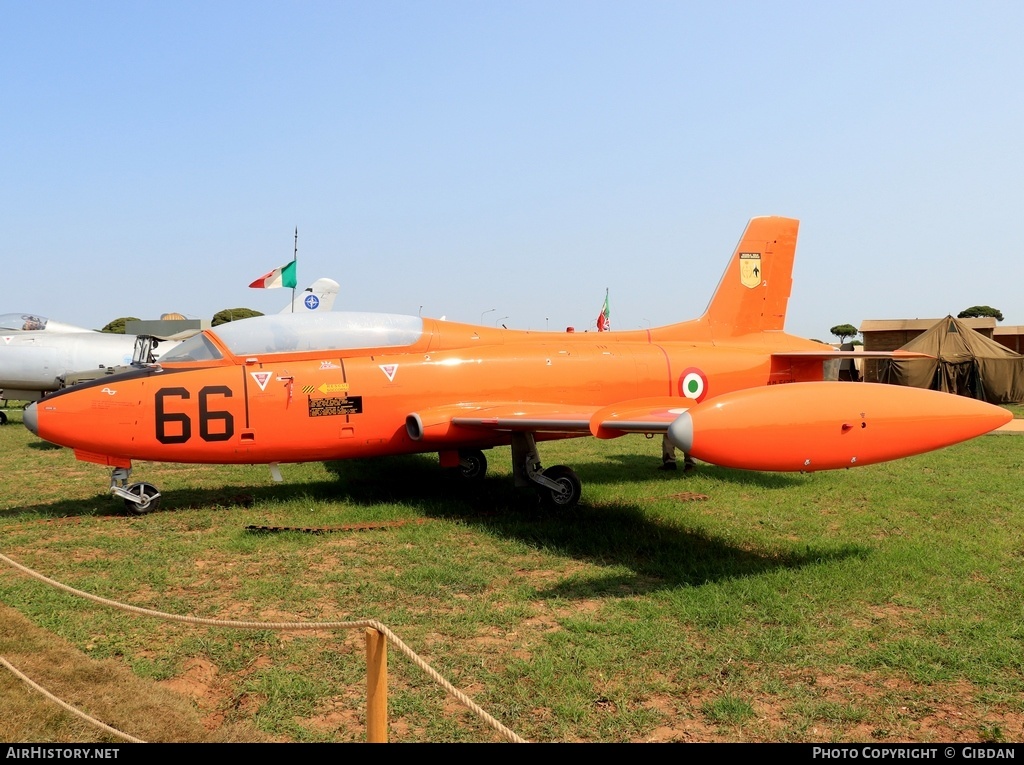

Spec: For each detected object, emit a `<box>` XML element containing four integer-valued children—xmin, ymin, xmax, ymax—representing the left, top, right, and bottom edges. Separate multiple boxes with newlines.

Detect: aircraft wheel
<box><xmin>0</xmin><ymin>411</ymin><xmax>7</xmax><ymax>425</ymax></box>
<box><xmin>540</xmin><ymin>465</ymin><xmax>581</xmax><ymax>509</ymax></box>
<box><xmin>123</xmin><ymin>482</ymin><xmax>161</xmax><ymax>515</ymax></box>
<box><xmin>458</xmin><ymin>449</ymin><xmax>488</xmax><ymax>480</ymax></box>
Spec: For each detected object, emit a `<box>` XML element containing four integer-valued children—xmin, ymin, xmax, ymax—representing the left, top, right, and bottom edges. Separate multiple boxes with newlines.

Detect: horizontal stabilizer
<box><xmin>772</xmin><ymin>350</ymin><xmax>934</xmax><ymax>360</ymax></box>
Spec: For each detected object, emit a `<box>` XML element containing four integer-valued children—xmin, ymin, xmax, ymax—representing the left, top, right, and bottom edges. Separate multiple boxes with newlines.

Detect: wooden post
<box><xmin>365</xmin><ymin>628</ymin><xmax>388</xmax><ymax>743</ymax></box>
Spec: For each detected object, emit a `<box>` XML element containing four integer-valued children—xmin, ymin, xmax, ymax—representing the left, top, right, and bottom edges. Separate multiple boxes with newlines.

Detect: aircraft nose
<box><xmin>23</xmin><ymin>402</ymin><xmax>38</xmax><ymax>435</ymax></box>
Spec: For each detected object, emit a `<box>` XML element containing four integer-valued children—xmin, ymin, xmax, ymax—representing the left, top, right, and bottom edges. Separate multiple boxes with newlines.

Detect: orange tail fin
<box><xmin>699</xmin><ymin>216</ymin><xmax>799</xmax><ymax>338</ymax></box>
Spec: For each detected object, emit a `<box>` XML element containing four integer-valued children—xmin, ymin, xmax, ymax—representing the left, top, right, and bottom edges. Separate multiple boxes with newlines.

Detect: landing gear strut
<box><xmin>110</xmin><ymin>467</ymin><xmax>161</xmax><ymax>515</ymax></box>
<box><xmin>510</xmin><ymin>433</ymin><xmax>582</xmax><ymax>509</ymax></box>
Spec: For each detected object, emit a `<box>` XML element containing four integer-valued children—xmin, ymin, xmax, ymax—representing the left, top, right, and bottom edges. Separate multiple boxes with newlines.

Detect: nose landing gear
<box><xmin>110</xmin><ymin>468</ymin><xmax>161</xmax><ymax>514</ymax></box>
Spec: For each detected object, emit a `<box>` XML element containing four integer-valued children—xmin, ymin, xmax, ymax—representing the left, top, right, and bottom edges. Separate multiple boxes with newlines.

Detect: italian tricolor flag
<box><xmin>249</xmin><ymin>260</ymin><xmax>297</xmax><ymax>289</ymax></box>
<box><xmin>596</xmin><ymin>288</ymin><xmax>610</xmax><ymax>331</ymax></box>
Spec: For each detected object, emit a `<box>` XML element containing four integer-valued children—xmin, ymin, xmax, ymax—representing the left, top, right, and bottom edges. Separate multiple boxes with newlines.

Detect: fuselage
<box><xmin>29</xmin><ymin>311</ymin><xmax>827</xmax><ymax>466</ymax></box>
<box><xmin>0</xmin><ymin>331</ymin><xmax>138</xmax><ymax>400</ymax></box>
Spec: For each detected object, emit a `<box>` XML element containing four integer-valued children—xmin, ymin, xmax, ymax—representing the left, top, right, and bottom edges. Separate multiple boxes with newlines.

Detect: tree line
<box><xmin>99</xmin><ymin>308</ymin><xmax>264</xmax><ymax>333</ymax></box>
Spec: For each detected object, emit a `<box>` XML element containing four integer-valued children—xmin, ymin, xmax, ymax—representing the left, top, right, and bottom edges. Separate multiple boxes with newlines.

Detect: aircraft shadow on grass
<box><xmin>0</xmin><ymin>486</ymin><xmax>268</xmax><ymax>521</ymax></box>
<box><xmin>596</xmin><ymin>451</ymin><xmax>806</xmax><ymax>489</ymax></box>
<box><xmin>3</xmin><ymin>461</ymin><xmax>840</xmax><ymax>595</ymax></box>
<box><xmin>319</xmin><ymin>454</ymin><xmax>867</xmax><ymax>593</ymax></box>
<box><xmin>1</xmin><ymin>452</ymin><xmax>866</xmax><ymax>593</ymax></box>
<box><xmin>26</xmin><ymin>441</ymin><xmax>62</xmax><ymax>451</ymax></box>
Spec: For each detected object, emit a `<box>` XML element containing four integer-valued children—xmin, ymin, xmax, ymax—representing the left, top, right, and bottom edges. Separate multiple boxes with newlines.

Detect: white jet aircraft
<box><xmin>0</xmin><ymin>278</ymin><xmax>340</xmax><ymax>422</ymax></box>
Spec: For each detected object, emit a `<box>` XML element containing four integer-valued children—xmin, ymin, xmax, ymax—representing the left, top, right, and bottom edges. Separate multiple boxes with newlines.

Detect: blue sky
<box><xmin>3</xmin><ymin>1</ymin><xmax>1022</xmax><ymax>339</ymax></box>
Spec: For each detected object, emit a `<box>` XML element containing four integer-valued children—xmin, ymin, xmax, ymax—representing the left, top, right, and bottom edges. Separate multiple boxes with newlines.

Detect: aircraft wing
<box><xmin>410</xmin><ymin>397</ymin><xmax>688</xmax><ymax>443</ymax></box>
<box><xmin>446</xmin><ymin>402</ymin><xmax>596</xmax><ymax>433</ymax></box>
<box><xmin>584</xmin><ymin>397</ymin><xmax>689</xmax><ymax>438</ymax></box>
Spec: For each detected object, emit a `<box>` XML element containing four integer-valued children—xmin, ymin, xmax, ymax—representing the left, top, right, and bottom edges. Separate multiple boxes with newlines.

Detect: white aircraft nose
<box><xmin>23</xmin><ymin>402</ymin><xmax>38</xmax><ymax>435</ymax></box>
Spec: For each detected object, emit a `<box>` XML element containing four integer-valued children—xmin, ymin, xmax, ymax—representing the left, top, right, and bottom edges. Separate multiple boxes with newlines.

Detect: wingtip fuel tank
<box><xmin>667</xmin><ymin>382</ymin><xmax>1012</xmax><ymax>472</ymax></box>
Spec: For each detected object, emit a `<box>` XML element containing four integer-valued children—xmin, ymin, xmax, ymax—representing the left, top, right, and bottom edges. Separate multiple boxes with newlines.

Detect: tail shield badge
<box><xmin>739</xmin><ymin>252</ymin><xmax>761</xmax><ymax>289</ymax></box>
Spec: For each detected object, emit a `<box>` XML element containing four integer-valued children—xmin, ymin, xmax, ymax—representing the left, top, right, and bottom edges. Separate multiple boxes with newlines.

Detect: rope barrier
<box><xmin>0</xmin><ymin>552</ymin><xmax>527</xmax><ymax>743</ymax></box>
<box><xmin>0</xmin><ymin>657</ymin><xmax>145</xmax><ymax>743</ymax></box>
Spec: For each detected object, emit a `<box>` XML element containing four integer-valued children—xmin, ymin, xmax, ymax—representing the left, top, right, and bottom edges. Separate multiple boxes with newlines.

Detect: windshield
<box><xmin>159</xmin><ymin>333</ymin><xmax>224</xmax><ymax>362</ymax></box>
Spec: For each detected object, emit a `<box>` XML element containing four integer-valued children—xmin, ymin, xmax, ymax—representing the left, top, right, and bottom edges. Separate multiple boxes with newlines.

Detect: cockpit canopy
<box><xmin>0</xmin><ymin>314</ymin><xmax>98</xmax><ymax>333</ymax></box>
<box><xmin>160</xmin><ymin>312</ymin><xmax>425</xmax><ymax>362</ymax></box>
<box><xmin>0</xmin><ymin>313</ymin><xmax>49</xmax><ymax>331</ymax></box>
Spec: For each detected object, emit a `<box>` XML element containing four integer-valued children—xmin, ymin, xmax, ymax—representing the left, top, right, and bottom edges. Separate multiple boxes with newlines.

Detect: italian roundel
<box><xmin>679</xmin><ymin>367</ymin><xmax>708</xmax><ymax>402</ymax></box>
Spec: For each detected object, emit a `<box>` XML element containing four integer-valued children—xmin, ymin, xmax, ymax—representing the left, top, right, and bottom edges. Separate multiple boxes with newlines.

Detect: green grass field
<box><xmin>1</xmin><ymin>403</ymin><xmax>1023</xmax><ymax>743</ymax></box>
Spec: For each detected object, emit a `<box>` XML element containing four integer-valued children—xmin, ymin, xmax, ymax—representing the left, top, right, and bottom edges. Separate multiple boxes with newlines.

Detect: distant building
<box><xmin>871</xmin><ymin>315</ymin><xmax>1024</xmax><ymax>403</ymax></box>
<box><xmin>858</xmin><ymin>318</ymin><xmax>997</xmax><ymax>381</ymax></box>
<box><xmin>125</xmin><ymin>318</ymin><xmax>209</xmax><ymax>338</ymax></box>
<box><xmin>994</xmin><ymin>326</ymin><xmax>1024</xmax><ymax>353</ymax></box>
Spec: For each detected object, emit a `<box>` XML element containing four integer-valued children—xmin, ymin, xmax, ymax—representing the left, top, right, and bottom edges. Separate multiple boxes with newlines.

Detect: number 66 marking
<box><xmin>155</xmin><ymin>386</ymin><xmax>234</xmax><ymax>444</ymax></box>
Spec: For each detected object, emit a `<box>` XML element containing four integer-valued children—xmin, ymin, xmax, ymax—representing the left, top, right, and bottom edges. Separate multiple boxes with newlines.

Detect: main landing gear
<box><xmin>103</xmin><ymin>439</ymin><xmax>582</xmax><ymax>514</ymax></box>
<box><xmin>511</xmin><ymin>433</ymin><xmax>582</xmax><ymax>509</ymax></box>
<box><xmin>448</xmin><ymin>436</ymin><xmax>583</xmax><ymax>509</ymax></box>
<box><xmin>110</xmin><ymin>467</ymin><xmax>161</xmax><ymax>515</ymax></box>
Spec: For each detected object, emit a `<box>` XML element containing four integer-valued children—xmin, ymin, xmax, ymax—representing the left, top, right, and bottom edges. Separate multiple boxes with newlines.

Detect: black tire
<box><xmin>457</xmin><ymin>449</ymin><xmax>488</xmax><ymax>480</ymax></box>
<box><xmin>0</xmin><ymin>411</ymin><xmax>7</xmax><ymax>425</ymax></box>
<box><xmin>540</xmin><ymin>465</ymin><xmax>581</xmax><ymax>509</ymax></box>
<box><xmin>123</xmin><ymin>482</ymin><xmax>160</xmax><ymax>515</ymax></box>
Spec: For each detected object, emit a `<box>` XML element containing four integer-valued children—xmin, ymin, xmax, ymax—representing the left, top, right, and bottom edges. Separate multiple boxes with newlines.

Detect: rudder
<box><xmin>699</xmin><ymin>216</ymin><xmax>799</xmax><ymax>338</ymax></box>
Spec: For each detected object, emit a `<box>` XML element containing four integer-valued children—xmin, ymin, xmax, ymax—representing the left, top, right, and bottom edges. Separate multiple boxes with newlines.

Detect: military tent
<box><xmin>878</xmin><ymin>315</ymin><xmax>1024</xmax><ymax>403</ymax></box>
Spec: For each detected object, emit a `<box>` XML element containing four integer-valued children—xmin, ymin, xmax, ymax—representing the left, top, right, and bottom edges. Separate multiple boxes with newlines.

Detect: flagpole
<box><xmin>292</xmin><ymin>226</ymin><xmax>298</xmax><ymax>312</ymax></box>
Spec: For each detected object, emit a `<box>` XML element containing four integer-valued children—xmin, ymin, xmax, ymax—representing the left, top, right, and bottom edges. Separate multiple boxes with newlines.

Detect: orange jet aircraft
<box><xmin>24</xmin><ymin>217</ymin><xmax>1011</xmax><ymax>513</ymax></box>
